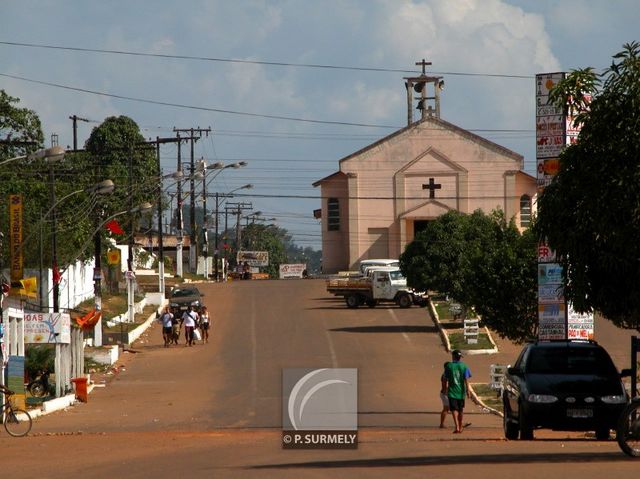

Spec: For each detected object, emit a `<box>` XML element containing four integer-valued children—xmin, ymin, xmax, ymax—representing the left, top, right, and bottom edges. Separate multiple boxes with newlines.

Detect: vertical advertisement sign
<box><xmin>536</xmin><ymin>73</ymin><xmax>592</xmax><ymax>340</ymax></box>
<box><xmin>8</xmin><ymin>194</ymin><xmax>23</xmax><ymax>283</ymax></box>
<box><xmin>536</xmin><ymin>73</ymin><xmax>565</xmax><ymax>190</ymax></box>
<box><xmin>536</xmin><ymin>73</ymin><xmax>567</xmax><ymax>340</ymax></box>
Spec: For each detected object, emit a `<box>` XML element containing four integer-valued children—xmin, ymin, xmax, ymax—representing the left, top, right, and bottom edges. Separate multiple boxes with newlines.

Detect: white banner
<box><xmin>567</xmin><ymin>304</ymin><xmax>594</xmax><ymax>340</ymax></box>
<box><xmin>24</xmin><ymin>313</ymin><xmax>71</xmax><ymax>344</ymax></box>
<box><xmin>279</xmin><ymin>263</ymin><xmax>307</xmax><ymax>279</ymax></box>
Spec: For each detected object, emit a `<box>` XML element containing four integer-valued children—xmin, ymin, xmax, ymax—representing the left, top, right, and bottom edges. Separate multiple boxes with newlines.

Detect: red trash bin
<box><xmin>71</xmin><ymin>377</ymin><xmax>88</xmax><ymax>402</ymax></box>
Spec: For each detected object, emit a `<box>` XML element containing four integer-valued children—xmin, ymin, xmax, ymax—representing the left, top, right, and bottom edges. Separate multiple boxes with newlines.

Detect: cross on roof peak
<box><xmin>415</xmin><ymin>59</ymin><xmax>432</xmax><ymax>75</ymax></box>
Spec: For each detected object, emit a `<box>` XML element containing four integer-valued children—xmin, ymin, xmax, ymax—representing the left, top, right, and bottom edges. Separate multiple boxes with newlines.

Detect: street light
<box><xmin>214</xmin><ymin>183</ymin><xmax>253</xmax><ymax>281</ymax></box>
<box><xmin>198</xmin><ymin>161</ymin><xmax>248</xmax><ymax>280</ymax></box>
<box><xmin>44</xmin><ymin>147</ymin><xmax>67</xmax><ymax>313</ymax></box>
<box><xmin>0</xmin><ymin>145</ymin><xmax>66</xmax><ymax>167</ymax></box>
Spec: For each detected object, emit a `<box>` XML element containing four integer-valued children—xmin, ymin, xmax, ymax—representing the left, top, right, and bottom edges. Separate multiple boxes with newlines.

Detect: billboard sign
<box><xmin>24</xmin><ymin>313</ymin><xmax>71</xmax><ymax>344</ymax></box>
<box><xmin>538</xmin><ymin>284</ymin><xmax>564</xmax><ymax>304</ymax></box>
<box><xmin>8</xmin><ymin>194</ymin><xmax>23</xmax><ymax>282</ymax></box>
<box><xmin>538</xmin><ymin>303</ymin><xmax>566</xmax><ymax>340</ymax></box>
<box><xmin>538</xmin><ymin>263</ymin><xmax>563</xmax><ymax>285</ymax></box>
<box><xmin>279</xmin><ymin>264</ymin><xmax>307</xmax><ymax>279</ymax></box>
<box><xmin>237</xmin><ymin>250</ymin><xmax>269</xmax><ymax>267</ymax></box>
<box><xmin>567</xmin><ymin>304</ymin><xmax>594</xmax><ymax>340</ymax></box>
<box><xmin>536</xmin><ymin>73</ymin><xmax>565</xmax><ymax>161</ymax></box>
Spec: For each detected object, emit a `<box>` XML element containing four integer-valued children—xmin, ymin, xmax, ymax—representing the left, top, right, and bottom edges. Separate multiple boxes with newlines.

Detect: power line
<box><xmin>0</xmin><ymin>40</ymin><xmax>534</xmax><ymax>79</ymax></box>
<box><xmin>0</xmin><ymin>72</ymin><xmax>399</xmax><ymax>129</ymax></box>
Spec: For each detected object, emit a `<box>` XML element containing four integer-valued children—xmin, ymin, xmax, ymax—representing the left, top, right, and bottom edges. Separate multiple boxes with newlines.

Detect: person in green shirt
<box><xmin>443</xmin><ymin>349</ymin><xmax>472</xmax><ymax>433</ymax></box>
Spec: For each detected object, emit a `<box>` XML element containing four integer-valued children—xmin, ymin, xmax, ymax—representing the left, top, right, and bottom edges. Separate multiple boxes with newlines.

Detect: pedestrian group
<box><xmin>158</xmin><ymin>304</ymin><xmax>211</xmax><ymax>348</ymax></box>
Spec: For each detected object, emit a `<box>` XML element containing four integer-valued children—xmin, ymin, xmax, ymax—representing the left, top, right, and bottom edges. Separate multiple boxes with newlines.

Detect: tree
<box><xmin>85</xmin><ymin>116</ymin><xmax>157</xmax><ymax>217</ymax></box>
<box><xmin>0</xmin><ymin>90</ymin><xmax>49</xmax><ymax>268</ymax></box>
<box><xmin>0</xmin><ymin>90</ymin><xmax>44</xmax><ymax>158</ymax></box>
<box><xmin>400</xmin><ymin>209</ymin><xmax>537</xmax><ymax>342</ymax></box>
<box><xmin>239</xmin><ymin>223</ymin><xmax>288</xmax><ymax>278</ymax></box>
<box><xmin>84</xmin><ymin>116</ymin><xmax>157</xmax><ymax>266</ymax></box>
<box><xmin>537</xmin><ymin>42</ymin><xmax>640</xmax><ymax>330</ymax></box>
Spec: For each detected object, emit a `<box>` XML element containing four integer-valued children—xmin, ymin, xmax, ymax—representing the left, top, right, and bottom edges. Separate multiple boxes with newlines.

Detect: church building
<box><xmin>313</xmin><ymin>62</ymin><xmax>537</xmax><ymax>273</ymax></box>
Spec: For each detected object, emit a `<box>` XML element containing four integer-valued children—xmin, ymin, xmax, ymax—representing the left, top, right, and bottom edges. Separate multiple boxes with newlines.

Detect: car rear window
<box><xmin>171</xmin><ymin>289</ymin><xmax>197</xmax><ymax>298</ymax></box>
<box><xmin>526</xmin><ymin>346</ymin><xmax>618</xmax><ymax>376</ymax></box>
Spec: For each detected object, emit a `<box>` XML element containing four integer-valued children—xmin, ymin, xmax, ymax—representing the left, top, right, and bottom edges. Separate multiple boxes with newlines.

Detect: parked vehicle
<box><xmin>502</xmin><ymin>340</ymin><xmax>629</xmax><ymax>440</ymax></box>
<box><xmin>328</xmin><ymin>267</ymin><xmax>427</xmax><ymax>308</ymax></box>
<box><xmin>27</xmin><ymin>369</ymin><xmax>51</xmax><ymax>398</ymax></box>
<box><xmin>333</xmin><ymin>259</ymin><xmax>400</xmax><ymax>278</ymax></box>
<box><xmin>168</xmin><ymin>285</ymin><xmax>204</xmax><ymax>313</ymax></box>
<box><xmin>358</xmin><ymin>259</ymin><xmax>399</xmax><ymax>274</ymax></box>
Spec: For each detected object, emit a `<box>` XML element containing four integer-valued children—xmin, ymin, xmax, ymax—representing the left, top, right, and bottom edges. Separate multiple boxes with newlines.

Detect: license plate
<box><xmin>567</xmin><ymin>408</ymin><xmax>593</xmax><ymax>418</ymax></box>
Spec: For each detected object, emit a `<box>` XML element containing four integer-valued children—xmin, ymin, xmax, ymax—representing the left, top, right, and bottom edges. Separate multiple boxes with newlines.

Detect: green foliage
<box><xmin>84</xmin><ymin>116</ymin><xmax>157</xmax><ymax>217</ymax></box>
<box><xmin>25</xmin><ymin>345</ymin><xmax>55</xmax><ymax>378</ymax></box>
<box><xmin>239</xmin><ymin>223</ymin><xmax>288</xmax><ymax>278</ymax></box>
<box><xmin>537</xmin><ymin>42</ymin><xmax>640</xmax><ymax>330</ymax></box>
<box><xmin>400</xmin><ymin>209</ymin><xmax>537</xmax><ymax>342</ymax></box>
<box><xmin>0</xmin><ymin>89</ymin><xmax>44</xmax><ymax>158</ymax></box>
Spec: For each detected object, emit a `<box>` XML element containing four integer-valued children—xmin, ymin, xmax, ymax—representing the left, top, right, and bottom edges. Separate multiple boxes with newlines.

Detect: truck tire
<box><xmin>397</xmin><ymin>294</ymin><xmax>412</xmax><ymax>308</ymax></box>
<box><xmin>345</xmin><ymin>294</ymin><xmax>360</xmax><ymax>309</ymax></box>
<box><xmin>365</xmin><ymin>299</ymin><xmax>377</xmax><ymax>308</ymax></box>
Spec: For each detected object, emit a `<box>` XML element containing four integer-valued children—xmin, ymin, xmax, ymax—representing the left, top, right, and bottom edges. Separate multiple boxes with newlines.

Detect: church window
<box><xmin>328</xmin><ymin>198</ymin><xmax>340</xmax><ymax>231</ymax></box>
<box><xmin>520</xmin><ymin>194</ymin><xmax>532</xmax><ymax>228</ymax></box>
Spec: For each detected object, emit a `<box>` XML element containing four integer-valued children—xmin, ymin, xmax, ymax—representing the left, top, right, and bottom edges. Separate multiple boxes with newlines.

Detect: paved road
<box><xmin>1</xmin><ymin>278</ymin><xmax>637</xmax><ymax>478</ymax></box>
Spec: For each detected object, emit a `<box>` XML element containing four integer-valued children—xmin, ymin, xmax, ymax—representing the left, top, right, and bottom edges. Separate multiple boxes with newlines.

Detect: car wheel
<box><xmin>518</xmin><ymin>407</ymin><xmax>534</xmax><ymax>440</ymax></box>
<box><xmin>397</xmin><ymin>294</ymin><xmax>412</xmax><ymax>308</ymax></box>
<box><xmin>503</xmin><ymin>401</ymin><xmax>519</xmax><ymax>440</ymax></box>
<box><xmin>595</xmin><ymin>427</ymin><xmax>610</xmax><ymax>441</ymax></box>
<box><xmin>345</xmin><ymin>295</ymin><xmax>360</xmax><ymax>309</ymax></box>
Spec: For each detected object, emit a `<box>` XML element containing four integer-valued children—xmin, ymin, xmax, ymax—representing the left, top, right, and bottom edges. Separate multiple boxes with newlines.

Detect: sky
<box><xmin>1</xmin><ymin>0</ymin><xmax>638</xmax><ymax>250</ymax></box>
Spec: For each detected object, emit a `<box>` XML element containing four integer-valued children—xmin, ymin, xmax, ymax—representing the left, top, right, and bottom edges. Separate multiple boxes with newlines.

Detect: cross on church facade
<box><xmin>422</xmin><ymin>178</ymin><xmax>441</xmax><ymax>199</ymax></box>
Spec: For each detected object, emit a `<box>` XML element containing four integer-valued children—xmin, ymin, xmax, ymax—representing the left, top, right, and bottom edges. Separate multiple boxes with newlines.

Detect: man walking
<box><xmin>443</xmin><ymin>349</ymin><xmax>472</xmax><ymax>433</ymax></box>
<box><xmin>158</xmin><ymin>306</ymin><xmax>174</xmax><ymax>348</ymax></box>
<box><xmin>181</xmin><ymin>306</ymin><xmax>199</xmax><ymax>347</ymax></box>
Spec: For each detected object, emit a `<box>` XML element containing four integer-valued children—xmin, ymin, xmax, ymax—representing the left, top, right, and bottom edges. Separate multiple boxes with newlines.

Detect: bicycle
<box><xmin>0</xmin><ymin>387</ymin><xmax>33</xmax><ymax>437</ymax></box>
<box><xmin>617</xmin><ymin>381</ymin><xmax>640</xmax><ymax>457</ymax></box>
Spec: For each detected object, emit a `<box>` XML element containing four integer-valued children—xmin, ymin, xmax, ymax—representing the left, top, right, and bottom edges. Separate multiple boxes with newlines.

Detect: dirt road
<box><xmin>2</xmin><ymin>279</ymin><xmax>635</xmax><ymax>477</ymax></box>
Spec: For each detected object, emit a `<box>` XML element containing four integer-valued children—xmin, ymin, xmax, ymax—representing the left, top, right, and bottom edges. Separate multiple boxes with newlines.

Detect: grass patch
<box><xmin>434</xmin><ymin>302</ymin><xmax>454</xmax><ymax>320</ymax></box>
<box><xmin>472</xmin><ymin>383</ymin><xmax>503</xmax><ymax>412</ymax></box>
<box><xmin>449</xmin><ymin>332</ymin><xmax>494</xmax><ymax>350</ymax></box>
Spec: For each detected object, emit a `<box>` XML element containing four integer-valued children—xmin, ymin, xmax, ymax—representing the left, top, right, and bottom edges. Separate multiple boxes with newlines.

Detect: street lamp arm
<box><xmin>0</xmin><ymin>145</ymin><xmax>65</xmax><ymax>167</ymax></box>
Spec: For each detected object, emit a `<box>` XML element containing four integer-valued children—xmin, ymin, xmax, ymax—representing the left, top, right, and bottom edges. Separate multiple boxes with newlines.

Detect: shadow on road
<box><xmin>330</xmin><ymin>325</ymin><xmax>438</xmax><ymax>334</ymax></box>
<box><xmin>250</xmin><ymin>451</ymin><xmax>628</xmax><ymax>470</ymax></box>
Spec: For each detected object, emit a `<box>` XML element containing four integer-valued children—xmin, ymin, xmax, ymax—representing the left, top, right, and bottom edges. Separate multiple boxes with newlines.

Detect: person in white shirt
<box><xmin>181</xmin><ymin>306</ymin><xmax>199</xmax><ymax>346</ymax></box>
<box><xmin>158</xmin><ymin>306</ymin><xmax>174</xmax><ymax>348</ymax></box>
<box><xmin>200</xmin><ymin>306</ymin><xmax>211</xmax><ymax>343</ymax></box>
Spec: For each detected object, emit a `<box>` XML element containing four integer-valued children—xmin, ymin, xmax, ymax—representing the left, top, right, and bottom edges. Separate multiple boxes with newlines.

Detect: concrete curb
<box><xmin>427</xmin><ymin>298</ymin><xmax>451</xmax><ymax>352</ymax></box>
<box><xmin>469</xmin><ymin>384</ymin><xmax>504</xmax><ymax>418</ymax></box>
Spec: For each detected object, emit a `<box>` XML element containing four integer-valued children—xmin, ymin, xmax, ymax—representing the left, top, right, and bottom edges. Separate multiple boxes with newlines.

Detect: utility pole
<box><xmin>171</xmin><ymin>133</ymin><xmax>198</xmax><ymax>277</ymax></box>
<box><xmin>173</xmin><ymin>127</ymin><xmax>211</xmax><ymax>273</ymax></box>
<box><xmin>225</xmin><ymin>202</ymin><xmax>252</xmax><ymax>262</ymax></box>
<box><xmin>68</xmin><ymin>115</ymin><xmax>89</xmax><ymax>151</ymax></box>
<box><xmin>148</xmin><ymin>136</ymin><xmax>184</xmax><ymax>293</ymax></box>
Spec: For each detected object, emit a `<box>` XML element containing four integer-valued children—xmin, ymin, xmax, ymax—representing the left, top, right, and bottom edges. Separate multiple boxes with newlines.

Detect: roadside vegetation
<box><xmin>400</xmin><ymin>209</ymin><xmax>537</xmax><ymax>343</ymax></box>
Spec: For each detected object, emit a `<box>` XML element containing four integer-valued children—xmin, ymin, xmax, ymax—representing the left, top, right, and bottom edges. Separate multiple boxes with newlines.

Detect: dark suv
<box><xmin>503</xmin><ymin>340</ymin><xmax>628</xmax><ymax>440</ymax></box>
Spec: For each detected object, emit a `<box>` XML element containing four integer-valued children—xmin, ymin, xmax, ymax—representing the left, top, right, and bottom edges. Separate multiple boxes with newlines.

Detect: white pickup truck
<box><xmin>328</xmin><ymin>267</ymin><xmax>427</xmax><ymax>308</ymax></box>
